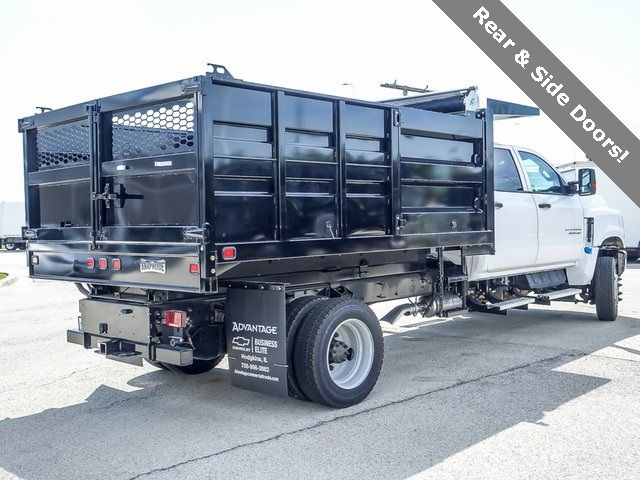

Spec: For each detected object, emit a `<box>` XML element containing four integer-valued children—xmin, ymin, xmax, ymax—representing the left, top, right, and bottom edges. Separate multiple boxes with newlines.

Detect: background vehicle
<box><xmin>17</xmin><ymin>66</ymin><xmax>625</xmax><ymax>408</ymax></box>
<box><xmin>559</xmin><ymin>160</ymin><xmax>639</xmax><ymax>261</ymax></box>
<box><xmin>0</xmin><ymin>201</ymin><xmax>26</xmax><ymax>251</ymax></box>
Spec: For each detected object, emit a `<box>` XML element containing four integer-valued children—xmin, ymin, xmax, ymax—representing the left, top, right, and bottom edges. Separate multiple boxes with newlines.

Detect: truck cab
<box><xmin>468</xmin><ymin>144</ymin><xmax>625</xmax><ymax>294</ymax></box>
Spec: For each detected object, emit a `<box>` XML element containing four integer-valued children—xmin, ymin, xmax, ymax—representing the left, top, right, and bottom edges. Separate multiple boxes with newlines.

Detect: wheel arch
<box><xmin>598</xmin><ymin>236</ymin><xmax>627</xmax><ymax>276</ymax></box>
<box><xmin>600</xmin><ymin>236</ymin><xmax>624</xmax><ymax>250</ymax></box>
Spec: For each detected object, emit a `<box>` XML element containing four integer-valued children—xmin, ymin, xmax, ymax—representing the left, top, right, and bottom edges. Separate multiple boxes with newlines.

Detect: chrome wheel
<box><xmin>327</xmin><ymin>318</ymin><xmax>374</xmax><ymax>390</ymax></box>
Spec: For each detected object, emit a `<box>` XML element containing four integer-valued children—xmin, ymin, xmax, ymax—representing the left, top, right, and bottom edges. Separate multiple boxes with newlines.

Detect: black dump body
<box><xmin>19</xmin><ymin>68</ymin><xmax>494</xmax><ymax>294</ymax></box>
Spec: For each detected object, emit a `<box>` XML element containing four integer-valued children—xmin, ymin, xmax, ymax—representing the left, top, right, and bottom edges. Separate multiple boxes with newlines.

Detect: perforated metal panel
<box><xmin>36</xmin><ymin>121</ymin><xmax>90</xmax><ymax>170</ymax></box>
<box><xmin>111</xmin><ymin>99</ymin><xmax>196</xmax><ymax>160</ymax></box>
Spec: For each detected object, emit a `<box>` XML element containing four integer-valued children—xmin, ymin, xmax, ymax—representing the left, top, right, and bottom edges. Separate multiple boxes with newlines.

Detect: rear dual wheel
<box><xmin>290</xmin><ymin>297</ymin><xmax>384</xmax><ymax>408</ymax></box>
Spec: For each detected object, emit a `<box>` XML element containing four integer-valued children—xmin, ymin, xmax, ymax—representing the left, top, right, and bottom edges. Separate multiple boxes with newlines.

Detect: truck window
<box><xmin>494</xmin><ymin>148</ymin><xmax>522</xmax><ymax>192</ymax></box>
<box><xmin>519</xmin><ymin>151</ymin><xmax>564</xmax><ymax>193</ymax></box>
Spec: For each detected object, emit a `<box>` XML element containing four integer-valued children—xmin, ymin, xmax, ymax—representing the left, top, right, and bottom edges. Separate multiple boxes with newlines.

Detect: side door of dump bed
<box><xmin>397</xmin><ymin>108</ymin><xmax>492</xmax><ymax>243</ymax></box>
<box><xmin>205</xmin><ymin>80</ymin><xmax>393</xmax><ymax>253</ymax></box>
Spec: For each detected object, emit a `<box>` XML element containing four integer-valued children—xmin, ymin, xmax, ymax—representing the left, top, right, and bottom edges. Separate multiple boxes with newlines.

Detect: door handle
<box><xmin>495</xmin><ymin>202</ymin><xmax>504</xmax><ymax>209</ymax></box>
<box><xmin>538</xmin><ymin>203</ymin><xmax>551</xmax><ymax>209</ymax></box>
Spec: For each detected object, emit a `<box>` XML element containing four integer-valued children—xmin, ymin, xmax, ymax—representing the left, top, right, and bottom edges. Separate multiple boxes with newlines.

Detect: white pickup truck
<box><xmin>465</xmin><ymin>145</ymin><xmax>625</xmax><ymax>321</ymax></box>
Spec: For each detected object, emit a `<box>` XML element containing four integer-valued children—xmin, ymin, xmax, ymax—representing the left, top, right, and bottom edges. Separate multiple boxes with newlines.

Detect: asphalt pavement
<box><xmin>1</xmin><ymin>250</ymin><xmax>640</xmax><ymax>479</ymax></box>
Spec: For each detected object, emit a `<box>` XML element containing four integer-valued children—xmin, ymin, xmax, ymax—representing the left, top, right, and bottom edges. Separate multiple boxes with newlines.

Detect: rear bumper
<box><xmin>28</xmin><ymin>242</ymin><xmax>204</xmax><ymax>292</ymax></box>
<box><xmin>67</xmin><ymin>329</ymin><xmax>193</xmax><ymax>366</ymax></box>
<box><xmin>66</xmin><ymin>298</ymin><xmax>195</xmax><ymax>367</ymax></box>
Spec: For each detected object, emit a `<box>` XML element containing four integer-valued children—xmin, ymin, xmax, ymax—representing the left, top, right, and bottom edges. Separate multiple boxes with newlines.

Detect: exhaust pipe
<box><xmin>380</xmin><ymin>293</ymin><xmax>462</xmax><ymax>324</ymax></box>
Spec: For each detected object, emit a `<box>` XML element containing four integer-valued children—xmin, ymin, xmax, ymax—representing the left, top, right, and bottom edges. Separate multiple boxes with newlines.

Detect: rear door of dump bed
<box><xmin>101</xmin><ymin>95</ymin><xmax>199</xmax><ymax>239</ymax></box>
<box><xmin>21</xmin><ymin>79</ymin><xmax>206</xmax><ymax>292</ymax></box>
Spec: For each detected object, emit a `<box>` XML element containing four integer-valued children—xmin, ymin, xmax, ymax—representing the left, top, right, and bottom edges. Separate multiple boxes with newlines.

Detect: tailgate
<box><xmin>20</xmin><ymin>78</ymin><xmax>207</xmax><ymax>292</ymax></box>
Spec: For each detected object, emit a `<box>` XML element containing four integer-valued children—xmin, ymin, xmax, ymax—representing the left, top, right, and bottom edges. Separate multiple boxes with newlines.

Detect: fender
<box><xmin>582</xmin><ymin>196</ymin><xmax>625</xmax><ymax>248</ymax></box>
<box><xmin>565</xmin><ymin>195</ymin><xmax>624</xmax><ymax>286</ymax></box>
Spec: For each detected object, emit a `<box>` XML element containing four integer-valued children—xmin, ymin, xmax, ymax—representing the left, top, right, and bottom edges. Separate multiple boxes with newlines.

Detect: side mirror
<box><xmin>578</xmin><ymin>168</ymin><xmax>596</xmax><ymax>196</ymax></box>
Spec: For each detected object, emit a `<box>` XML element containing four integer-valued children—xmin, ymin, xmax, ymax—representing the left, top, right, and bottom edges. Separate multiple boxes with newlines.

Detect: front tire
<box><xmin>4</xmin><ymin>243</ymin><xmax>16</xmax><ymax>251</ymax></box>
<box><xmin>595</xmin><ymin>256</ymin><xmax>619</xmax><ymax>321</ymax></box>
<box><xmin>293</xmin><ymin>298</ymin><xmax>384</xmax><ymax>408</ymax></box>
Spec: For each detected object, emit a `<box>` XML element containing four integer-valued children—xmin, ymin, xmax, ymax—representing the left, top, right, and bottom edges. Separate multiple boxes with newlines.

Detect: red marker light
<box><xmin>31</xmin><ymin>255</ymin><xmax>39</xmax><ymax>265</ymax></box>
<box><xmin>86</xmin><ymin>257</ymin><xmax>95</xmax><ymax>269</ymax></box>
<box><xmin>221</xmin><ymin>246</ymin><xmax>237</xmax><ymax>260</ymax></box>
<box><xmin>189</xmin><ymin>263</ymin><xmax>200</xmax><ymax>274</ymax></box>
<box><xmin>98</xmin><ymin>258</ymin><xmax>108</xmax><ymax>270</ymax></box>
<box><xmin>112</xmin><ymin>258</ymin><xmax>121</xmax><ymax>271</ymax></box>
<box><xmin>165</xmin><ymin>310</ymin><xmax>188</xmax><ymax>328</ymax></box>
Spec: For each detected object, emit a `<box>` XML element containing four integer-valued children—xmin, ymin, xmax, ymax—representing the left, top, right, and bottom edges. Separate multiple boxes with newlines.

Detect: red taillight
<box><xmin>86</xmin><ymin>257</ymin><xmax>95</xmax><ymax>269</ymax></box>
<box><xmin>111</xmin><ymin>258</ymin><xmax>121</xmax><ymax>271</ymax></box>
<box><xmin>98</xmin><ymin>258</ymin><xmax>108</xmax><ymax>270</ymax></box>
<box><xmin>189</xmin><ymin>263</ymin><xmax>200</xmax><ymax>274</ymax></box>
<box><xmin>165</xmin><ymin>310</ymin><xmax>188</xmax><ymax>328</ymax></box>
<box><xmin>221</xmin><ymin>246</ymin><xmax>237</xmax><ymax>260</ymax></box>
<box><xmin>31</xmin><ymin>255</ymin><xmax>39</xmax><ymax>265</ymax></box>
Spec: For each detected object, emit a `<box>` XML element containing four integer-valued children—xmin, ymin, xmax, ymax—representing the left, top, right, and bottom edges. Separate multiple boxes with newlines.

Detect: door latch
<box><xmin>93</xmin><ymin>183</ymin><xmax>124</xmax><ymax>208</ymax></box>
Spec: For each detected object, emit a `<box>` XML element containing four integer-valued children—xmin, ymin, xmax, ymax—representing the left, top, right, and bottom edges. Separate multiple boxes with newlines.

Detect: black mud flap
<box><xmin>224</xmin><ymin>283</ymin><xmax>288</xmax><ymax>398</ymax></box>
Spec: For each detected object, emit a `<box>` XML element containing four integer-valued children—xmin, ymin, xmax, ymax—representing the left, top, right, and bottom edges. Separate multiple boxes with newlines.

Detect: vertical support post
<box><xmin>86</xmin><ymin>102</ymin><xmax>101</xmax><ymax>250</ymax></box>
<box><xmin>337</xmin><ymin>100</ymin><xmax>347</xmax><ymax>238</ymax></box>
<box><xmin>275</xmin><ymin>91</ymin><xmax>287</xmax><ymax>241</ymax></box>
<box><xmin>460</xmin><ymin>248</ymin><xmax>468</xmax><ymax>311</ymax></box>
<box><xmin>390</xmin><ymin>108</ymin><xmax>402</xmax><ymax>235</ymax></box>
<box><xmin>480</xmin><ymin>108</ymin><xmax>495</xmax><ymax>251</ymax></box>
<box><xmin>21</xmin><ymin>128</ymin><xmax>39</xmax><ymax>230</ymax></box>
<box><xmin>437</xmin><ymin>247</ymin><xmax>445</xmax><ymax>317</ymax></box>
<box><xmin>199</xmin><ymin>77</ymin><xmax>215</xmax><ymax>289</ymax></box>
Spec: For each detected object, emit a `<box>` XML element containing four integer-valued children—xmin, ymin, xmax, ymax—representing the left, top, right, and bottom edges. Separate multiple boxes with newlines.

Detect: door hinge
<box><xmin>395</xmin><ymin>214</ymin><xmax>407</xmax><ymax>232</ymax></box>
<box><xmin>180</xmin><ymin>77</ymin><xmax>201</xmax><ymax>94</ymax></box>
<box><xmin>393</xmin><ymin>110</ymin><xmax>401</xmax><ymax>127</ymax></box>
<box><xmin>472</xmin><ymin>153</ymin><xmax>483</xmax><ymax>166</ymax></box>
<box><xmin>18</xmin><ymin>118</ymin><xmax>34</xmax><ymax>132</ymax></box>
<box><xmin>85</xmin><ymin>103</ymin><xmax>100</xmax><ymax>122</ymax></box>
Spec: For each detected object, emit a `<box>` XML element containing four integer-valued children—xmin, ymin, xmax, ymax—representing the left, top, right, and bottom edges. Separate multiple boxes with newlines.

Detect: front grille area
<box><xmin>36</xmin><ymin>121</ymin><xmax>91</xmax><ymax>170</ymax></box>
<box><xmin>111</xmin><ymin>99</ymin><xmax>196</xmax><ymax>161</ymax></box>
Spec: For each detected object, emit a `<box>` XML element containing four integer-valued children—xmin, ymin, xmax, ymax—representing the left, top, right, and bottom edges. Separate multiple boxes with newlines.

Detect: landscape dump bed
<box><xmin>19</xmin><ymin>66</ymin><xmax>494</xmax><ymax>407</ymax></box>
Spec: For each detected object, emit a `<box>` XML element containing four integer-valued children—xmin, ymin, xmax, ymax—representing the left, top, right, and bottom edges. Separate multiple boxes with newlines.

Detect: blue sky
<box><xmin>0</xmin><ymin>0</ymin><xmax>638</xmax><ymax>201</ymax></box>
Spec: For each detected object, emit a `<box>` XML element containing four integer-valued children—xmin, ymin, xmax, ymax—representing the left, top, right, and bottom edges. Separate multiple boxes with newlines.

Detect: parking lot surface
<box><xmin>1</xmin><ymin>250</ymin><xmax>640</xmax><ymax>479</ymax></box>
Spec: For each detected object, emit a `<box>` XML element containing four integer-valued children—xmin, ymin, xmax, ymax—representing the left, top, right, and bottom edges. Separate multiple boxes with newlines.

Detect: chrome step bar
<box><xmin>486</xmin><ymin>287</ymin><xmax>582</xmax><ymax>312</ymax></box>
<box><xmin>486</xmin><ymin>296</ymin><xmax>536</xmax><ymax>311</ymax></box>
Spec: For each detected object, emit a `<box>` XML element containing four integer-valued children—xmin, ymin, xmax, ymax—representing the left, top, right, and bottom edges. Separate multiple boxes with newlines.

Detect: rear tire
<box><xmin>165</xmin><ymin>356</ymin><xmax>224</xmax><ymax>375</ymax></box>
<box><xmin>4</xmin><ymin>243</ymin><xmax>16</xmax><ymax>251</ymax></box>
<box><xmin>286</xmin><ymin>295</ymin><xmax>328</xmax><ymax>401</ymax></box>
<box><xmin>595</xmin><ymin>256</ymin><xmax>619</xmax><ymax>321</ymax></box>
<box><xmin>293</xmin><ymin>298</ymin><xmax>384</xmax><ymax>408</ymax></box>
